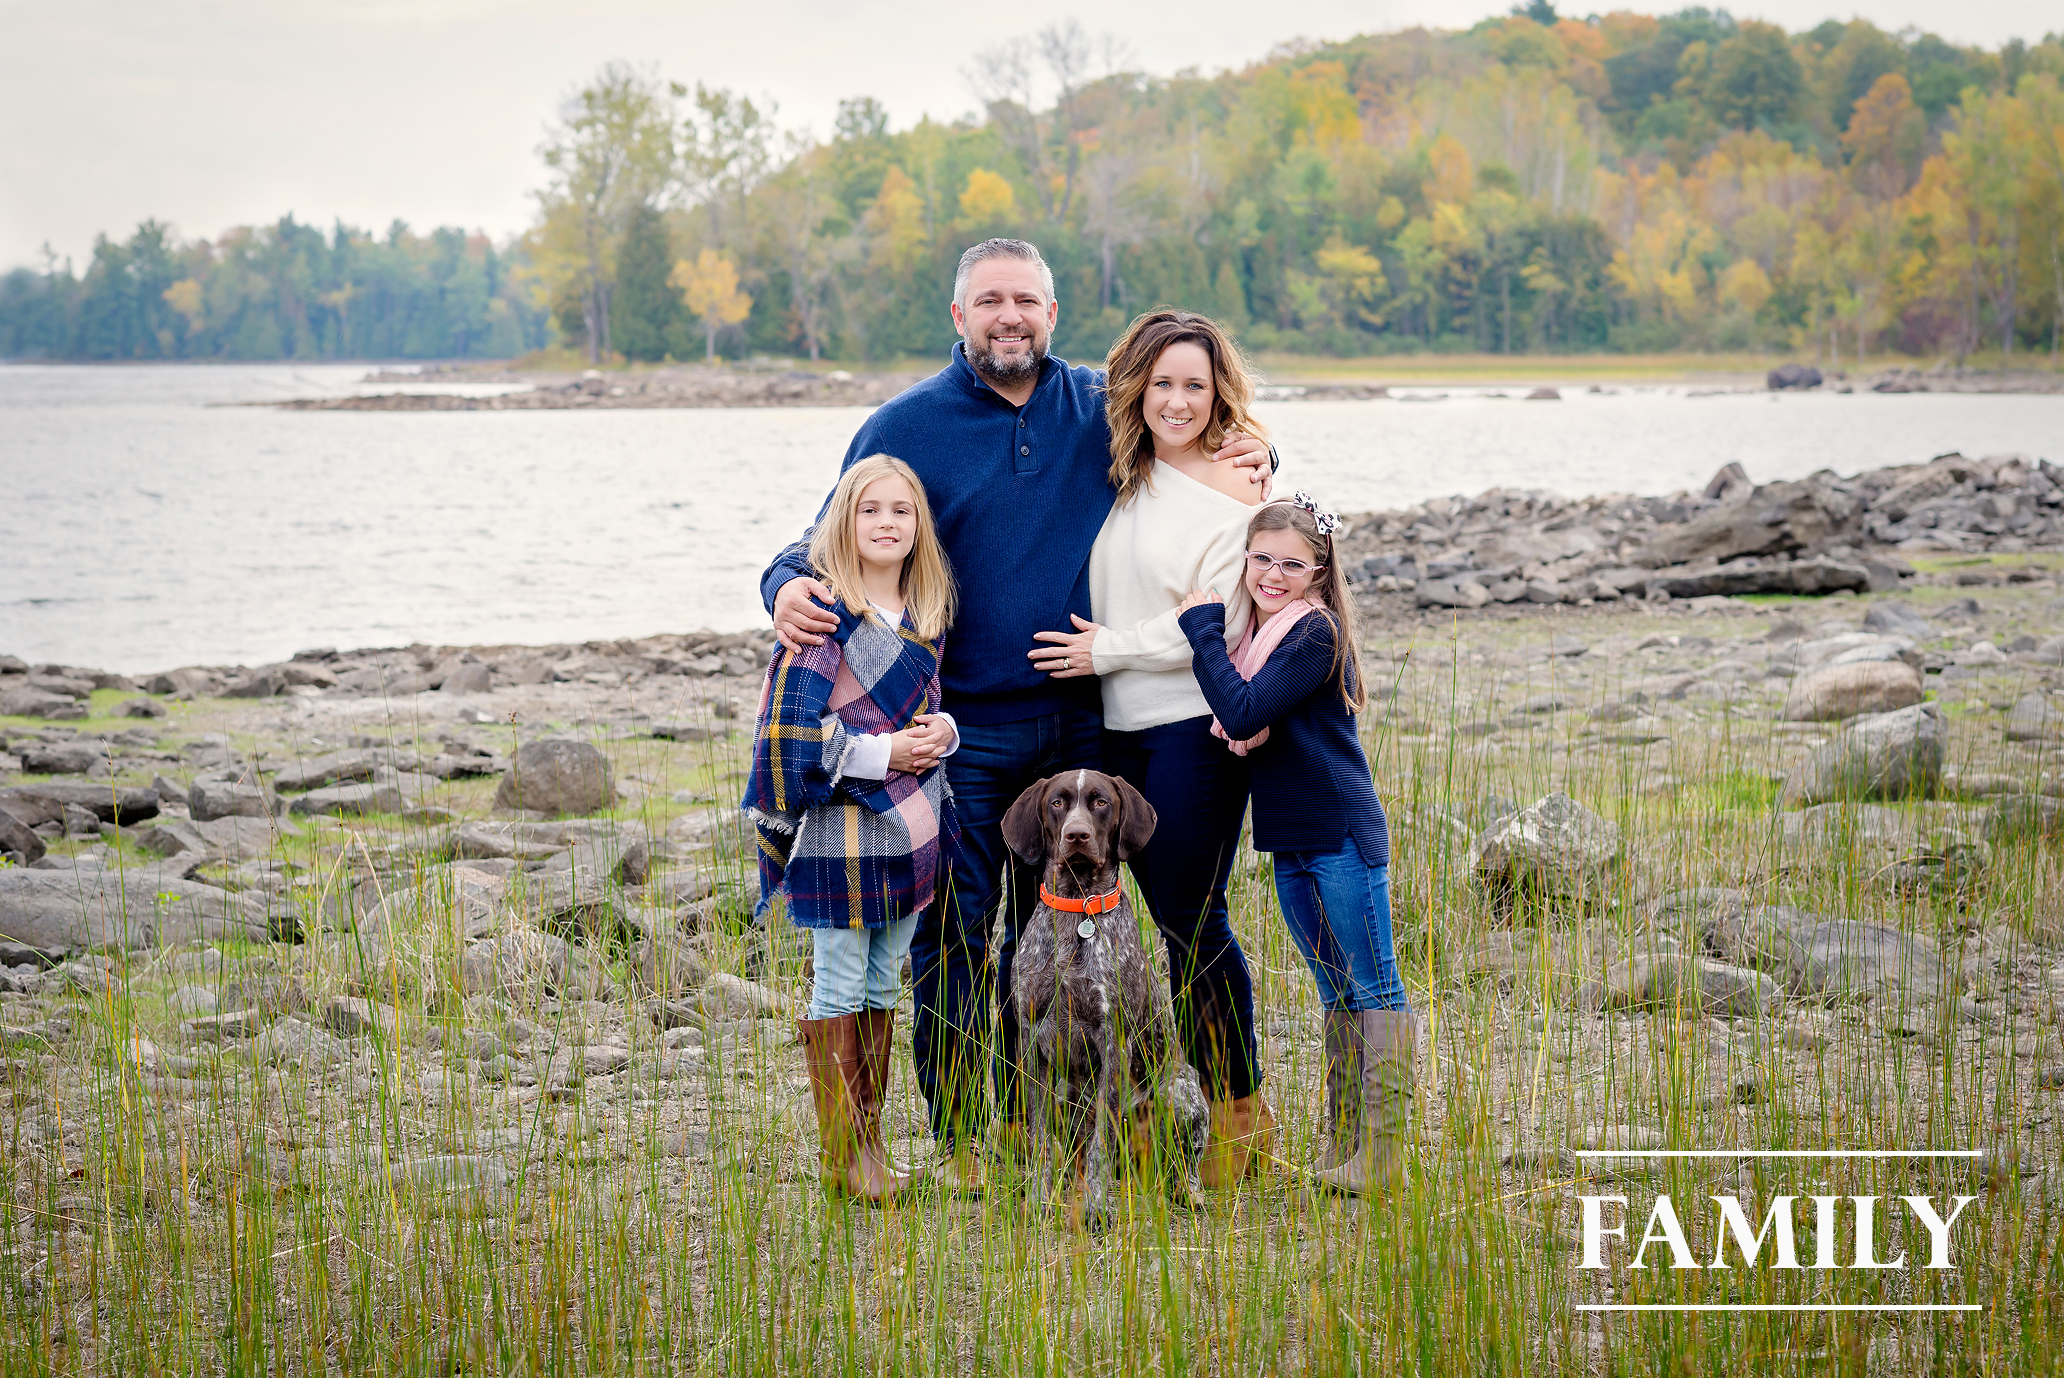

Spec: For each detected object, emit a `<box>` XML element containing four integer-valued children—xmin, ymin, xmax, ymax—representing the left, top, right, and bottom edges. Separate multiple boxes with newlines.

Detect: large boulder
<box><xmin>0</xmin><ymin>807</ymin><xmax>47</xmax><ymax>864</ymax></box>
<box><xmin>191</xmin><ymin>776</ymin><xmax>275</xmax><ymax>822</ymax></box>
<box><xmin>1637</xmin><ymin>477</ymin><xmax>1856</xmax><ymax>569</ymax></box>
<box><xmin>21</xmin><ymin>740</ymin><xmax>110</xmax><ymax>775</ymax></box>
<box><xmin>269</xmin><ymin>751</ymin><xmax>376</xmax><ymax>792</ymax></box>
<box><xmin>1468</xmin><ymin>791</ymin><xmax>1620</xmax><ymax>903</ymax></box>
<box><xmin>1703</xmin><ymin>905</ymin><xmax>1952</xmax><ymax>1016</ymax></box>
<box><xmin>1779</xmin><ymin>703</ymin><xmax>1944</xmax><ymax>807</ymax></box>
<box><xmin>1781</xmin><ymin>661</ymin><xmax>1925</xmax><ymax>721</ymax></box>
<box><xmin>0</xmin><ymin>687</ymin><xmax>86</xmax><ymax>719</ymax></box>
<box><xmin>0</xmin><ymin>783</ymin><xmax>160</xmax><ymax>826</ymax></box>
<box><xmin>494</xmin><ymin>739</ymin><xmax>615</xmax><ymax>815</ymax></box>
<box><xmin>1767</xmin><ymin>363</ymin><xmax>1823</xmax><ymax>390</ymax></box>
<box><xmin>0</xmin><ymin>866</ymin><xmax>271</xmax><ymax>962</ymax></box>
<box><xmin>1416</xmin><ymin>577</ymin><xmax>1492</xmax><ymax>609</ymax></box>
<box><xmin>1580</xmin><ymin>953</ymin><xmax>1779</xmax><ymax>1018</ymax></box>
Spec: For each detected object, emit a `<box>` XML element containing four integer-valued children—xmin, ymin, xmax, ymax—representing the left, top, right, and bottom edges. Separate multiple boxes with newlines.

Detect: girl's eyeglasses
<box><xmin>1245</xmin><ymin>551</ymin><xmax>1325</xmax><ymax>578</ymax></box>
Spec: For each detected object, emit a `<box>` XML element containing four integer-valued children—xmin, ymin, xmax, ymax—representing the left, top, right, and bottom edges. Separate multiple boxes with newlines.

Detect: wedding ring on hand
<box><xmin>1063</xmin><ymin>657</ymin><xmax>1071</xmax><ymax>670</ymax></box>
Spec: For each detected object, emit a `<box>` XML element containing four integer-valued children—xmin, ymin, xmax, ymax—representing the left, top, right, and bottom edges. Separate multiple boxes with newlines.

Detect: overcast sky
<box><xmin>1</xmin><ymin>0</ymin><xmax>2054</xmax><ymax>268</ymax></box>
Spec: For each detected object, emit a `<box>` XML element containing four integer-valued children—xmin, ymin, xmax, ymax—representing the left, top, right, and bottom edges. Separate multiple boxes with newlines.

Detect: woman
<box><xmin>1029</xmin><ymin>309</ymin><xmax>1274</xmax><ymax>1186</ymax></box>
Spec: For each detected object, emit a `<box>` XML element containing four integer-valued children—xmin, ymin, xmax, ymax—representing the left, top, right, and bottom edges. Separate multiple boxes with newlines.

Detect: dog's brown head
<box><xmin>1001</xmin><ymin>770</ymin><xmax>1156</xmax><ymax>882</ymax></box>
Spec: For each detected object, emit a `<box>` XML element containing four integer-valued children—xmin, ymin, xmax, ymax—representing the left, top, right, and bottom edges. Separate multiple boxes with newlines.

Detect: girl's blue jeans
<box><xmin>1270</xmin><ymin>839</ymin><xmax>1407</xmax><ymax>1012</ymax></box>
<box><xmin>808</xmin><ymin>913</ymin><xmax>919</xmax><ymax>1019</ymax></box>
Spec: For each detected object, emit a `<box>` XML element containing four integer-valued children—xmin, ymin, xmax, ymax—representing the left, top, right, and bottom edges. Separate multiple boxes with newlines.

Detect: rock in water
<box><xmin>1767</xmin><ymin>363</ymin><xmax>1823</xmax><ymax>390</ymax></box>
<box><xmin>1782</xmin><ymin>661</ymin><xmax>1925</xmax><ymax>721</ymax></box>
<box><xmin>2005</xmin><ymin>694</ymin><xmax>2060</xmax><ymax>742</ymax></box>
<box><xmin>1779</xmin><ymin>703</ymin><xmax>1944</xmax><ymax>807</ymax></box>
<box><xmin>1468</xmin><ymin>792</ymin><xmax>1620</xmax><ymax>903</ymax></box>
<box><xmin>494</xmin><ymin>739</ymin><xmax>615</xmax><ymax>815</ymax></box>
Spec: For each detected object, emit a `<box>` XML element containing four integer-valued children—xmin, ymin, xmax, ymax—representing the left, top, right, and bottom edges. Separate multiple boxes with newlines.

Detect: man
<box><xmin>761</xmin><ymin>238</ymin><xmax>1272</xmax><ymax>1191</ymax></box>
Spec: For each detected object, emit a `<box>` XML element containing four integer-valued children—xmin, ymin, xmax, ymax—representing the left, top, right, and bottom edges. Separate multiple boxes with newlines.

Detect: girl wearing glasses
<box><xmin>1027</xmin><ymin>309</ymin><xmax>1275</xmax><ymax>1187</ymax></box>
<box><xmin>1176</xmin><ymin>494</ymin><xmax>1410</xmax><ymax>1200</ymax></box>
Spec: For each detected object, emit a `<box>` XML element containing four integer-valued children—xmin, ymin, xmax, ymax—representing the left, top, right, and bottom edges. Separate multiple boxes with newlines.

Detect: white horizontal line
<box><xmin>1571</xmin><ymin>1150</ymin><xmax>1981</xmax><ymax>1158</ymax></box>
<box><xmin>1577</xmin><ymin>1304</ymin><xmax>1982</xmax><ymax>1313</ymax></box>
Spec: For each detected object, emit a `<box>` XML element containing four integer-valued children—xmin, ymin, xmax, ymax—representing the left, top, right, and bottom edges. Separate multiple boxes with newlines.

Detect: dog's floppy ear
<box><xmin>1110</xmin><ymin>774</ymin><xmax>1157</xmax><ymax>860</ymax></box>
<box><xmin>1001</xmin><ymin>777</ymin><xmax>1053</xmax><ymax>865</ymax></box>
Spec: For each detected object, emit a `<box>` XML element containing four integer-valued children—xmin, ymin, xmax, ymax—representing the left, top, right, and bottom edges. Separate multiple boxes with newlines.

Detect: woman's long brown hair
<box><xmin>1101</xmin><ymin>309</ymin><xmax>1266</xmax><ymax>506</ymax></box>
<box><xmin>1247</xmin><ymin>502</ymin><xmax>1365</xmax><ymax>713</ymax></box>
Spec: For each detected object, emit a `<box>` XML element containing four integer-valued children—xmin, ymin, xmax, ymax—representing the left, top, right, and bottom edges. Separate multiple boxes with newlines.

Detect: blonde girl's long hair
<box><xmin>807</xmin><ymin>453</ymin><xmax>957</xmax><ymax>641</ymax></box>
<box><xmin>1247</xmin><ymin>501</ymin><xmax>1366</xmax><ymax>714</ymax></box>
<box><xmin>1102</xmin><ymin>309</ymin><xmax>1267</xmax><ymax>506</ymax></box>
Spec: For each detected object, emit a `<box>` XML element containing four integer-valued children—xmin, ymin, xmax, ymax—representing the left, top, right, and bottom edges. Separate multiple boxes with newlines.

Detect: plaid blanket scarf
<box><xmin>741</xmin><ymin>600</ymin><xmax>957</xmax><ymax>930</ymax></box>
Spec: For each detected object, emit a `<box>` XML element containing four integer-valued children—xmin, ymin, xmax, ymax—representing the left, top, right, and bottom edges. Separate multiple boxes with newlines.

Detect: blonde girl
<box><xmin>743</xmin><ymin>453</ymin><xmax>959</xmax><ymax>1203</ymax></box>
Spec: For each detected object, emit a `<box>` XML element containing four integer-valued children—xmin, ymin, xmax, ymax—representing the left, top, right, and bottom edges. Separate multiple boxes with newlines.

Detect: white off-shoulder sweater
<box><xmin>1088</xmin><ymin>460</ymin><xmax>1259</xmax><ymax>732</ymax></box>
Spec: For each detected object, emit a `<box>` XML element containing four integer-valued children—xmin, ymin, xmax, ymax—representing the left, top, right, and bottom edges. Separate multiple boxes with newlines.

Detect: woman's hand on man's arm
<box><xmin>1028</xmin><ymin>614</ymin><xmax>1101</xmax><ymax>679</ymax></box>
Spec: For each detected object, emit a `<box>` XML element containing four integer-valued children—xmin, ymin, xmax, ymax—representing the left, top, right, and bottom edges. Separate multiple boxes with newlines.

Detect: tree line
<box><xmin>6</xmin><ymin>8</ymin><xmax>2062</xmax><ymax>365</ymax></box>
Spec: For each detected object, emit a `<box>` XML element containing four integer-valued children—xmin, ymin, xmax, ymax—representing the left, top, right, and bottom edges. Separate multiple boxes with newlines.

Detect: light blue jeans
<box><xmin>1271</xmin><ymin>840</ymin><xmax>1408</xmax><ymax>1012</ymax></box>
<box><xmin>808</xmin><ymin>913</ymin><xmax>920</xmax><ymax>1019</ymax></box>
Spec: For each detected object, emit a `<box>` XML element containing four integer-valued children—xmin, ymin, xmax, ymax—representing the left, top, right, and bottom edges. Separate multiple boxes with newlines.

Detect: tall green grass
<box><xmin>1</xmin><ymin>611</ymin><xmax>2059</xmax><ymax>1375</ymax></box>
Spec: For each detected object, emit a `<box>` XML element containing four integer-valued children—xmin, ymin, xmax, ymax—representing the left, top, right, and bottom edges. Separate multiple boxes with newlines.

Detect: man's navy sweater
<box><xmin>1178</xmin><ymin>604</ymin><xmax>1390</xmax><ymax>867</ymax></box>
<box><xmin>761</xmin><ymin>343</ymin><xmax>1113</xmax><ymax>725</ymax></box>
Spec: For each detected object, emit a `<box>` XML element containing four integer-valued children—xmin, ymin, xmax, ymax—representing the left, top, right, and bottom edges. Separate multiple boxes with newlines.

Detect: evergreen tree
<box><xmin>612</xmin><ymin>204</ymin><xmax>680</xmax><ymax>362</ymax></box>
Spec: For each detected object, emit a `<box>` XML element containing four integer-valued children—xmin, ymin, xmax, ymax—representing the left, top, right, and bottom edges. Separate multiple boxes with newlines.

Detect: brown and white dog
<box><xmin>1003</xmin><ymin>769</ymin><xmax>1210</xmax><ymax>1230</ymax></box>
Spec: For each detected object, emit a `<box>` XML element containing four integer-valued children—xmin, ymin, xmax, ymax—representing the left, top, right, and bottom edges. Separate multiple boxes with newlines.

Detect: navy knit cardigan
<box><xmin>1178</xmin><ymin>604</ymin><xmax>1389</xmax><ymax>866</ymax></box>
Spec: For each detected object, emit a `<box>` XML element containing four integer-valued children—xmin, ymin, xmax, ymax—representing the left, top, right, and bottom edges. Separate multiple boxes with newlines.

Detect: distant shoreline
<box><xmin>245</xmin><ymin>358</ymin><xmax>2064</xmax><ymax>412</ymax></box>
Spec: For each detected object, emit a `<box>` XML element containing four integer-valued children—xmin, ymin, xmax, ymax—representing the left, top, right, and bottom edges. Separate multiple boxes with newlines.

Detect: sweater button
<box><xmin>1020</xmin><ymin>445</ymin><xmax>1030</xmax><ymax>456</ymax></box>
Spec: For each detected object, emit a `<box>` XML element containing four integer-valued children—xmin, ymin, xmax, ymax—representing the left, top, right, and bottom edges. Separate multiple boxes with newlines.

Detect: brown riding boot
<box><xmin>1199</xmin><ymin>1094</ymin><xmax>1278</xmax><ymax>1188</ymax></box>
<box><xmin>1314</xmin><ymin>1010</ymin><xmax>1415</xmax><ymax>1198</ymax></box>
<box><xmin>854</xmin><ymin>1008</ymin><xmax>919</xmax><ymax>1198</ymax></box>
<box><xmin>1310</xmin><ymin>1010</ymin><xmax>1363</xmax><ymax>1175</ymax></box>
<box><xmin>798</xmin><ymin>1015</ymin><xmax>862</xmax><ymax>1196</ymax></box>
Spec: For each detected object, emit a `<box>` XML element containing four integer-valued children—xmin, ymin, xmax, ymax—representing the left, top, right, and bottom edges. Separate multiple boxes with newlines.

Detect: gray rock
<box><xmin>0</xmin><ymin>866</ymin><xmax>270</xmax><ymax>961</ymax></box>
<box><xmin>459</xmin><ymin>928</ymin><xmax>574</xmax><ymax>998</ymax></box>
<box><xmin>1581</xmin><ymin>954</ymin><xmax>1780</xmax><ymax>1018</ymax></box>
<box><xmin>22</xmin><ymin>740</ymin><xmax>110</xmax><ymax>775</ymax></box>
<box><xmin>117</xmin><ymin>697</ymin><xmax>167</xmax><ymax>718</ymax></box>
<box><xmin>269</xmin><ymin>751</ymin><xmax>375</xmax><ymax>793</ymax></box>
<box><xmin>190</xmin><ymin>777</ymin><xmax>274</xmax><ymax>822</ymax></box>
<box><xmin>1416</xmin><ymin>577</ymin><xmax>1491</xmax><ymax>609</ymax></box>
<box><xmin>289</xmin><ymin>780</ymin><xmax>407</xmax><ymax>817</ymax></box>
<box><xmin>321</xmin><ymin>995</ymin><xmax>397</xmax><ymax>1042</ymax></box>
<box><xmin>252</xmin><ymin>1015</ymin><xmax>350</xmax><ymax>1067</ymax></box>
<box><xmin>1862</xmin><ymin>601</ymin><xmax>1933</xmax><ymax>639</ymax></box>
<box><xmin>395</xmin><ymin>1155</ymin><xmax>510</xmax><ymax>1195</ymax></box>
<box><xmin>2033</xmin><ymin>635</ymin><xmax>2064</xmax><ymax>665</ymax></box>
<box><xmin>2005</xmin><ymin>694</ymin><xmax>2060</xmax><ymax>742</ymax></box>
<box><xmin>632</xmin><ymin>933</ymin><xmax>709</xmax><ymax>998</ymax></box>
<box><xmin>221</xmin><ymin>975</ymin><xmax>309</xmax><ymax>1016</ymax></box>
<box><xmin>696</xmin><ymin>971</ymin><xmax>788</xmax><ymax>1019</ymax></box>
<box><xmin>544</xmin><ymin>836</ymin><xmax>651</xmax><ymax>887</ymax></box>
<box><xmin>183</xmin><ymin>1008</ymin><xmax>266</xmax><ymax>1042</ymax></box>
<box><xmin>0</xmin><ymin>806</ymin><xmax>47</xmax><ymax>864</ymax></box>
<box><xmin>0</xmin><ymin>687</ymin><xmax>86</xmax><ymax>719</ymax></box>
<box><xmin>135</xmin><ymin>814</ymin><xmax>287</xmax><ymax>863</ymax></box>
<box><xmin>0</xmin><ymin>782</ymin><xmax>159</xmax><ymax>826</ymax></box>
<box><xmin>450</xmin><ymin>820</ymin><xmax>567</xmax><ymax>861</ymax></box>
<box><xmin>439</xmin><ymin>662</ymin><xmax>492</xmax><ymax>694</ymax></box>
<box><xmin>1639</xmin><ymin>477</ymin><xmax>1855</xmax><ymax>568</ymax></box>
<box><xmin>1467</xmin><ymin>791</ymin><xmax>1620</xmax><ymax>902</ymax></box>
<box><xmin>1779</xmin><ymin>703</ymin><xmax>1944</xmax><ymax>807</ymax></box>
<box><xmin>168</xmin><ymin>984</ymin><xmax>218</xmax><ymax>1017</ymax></box>
<box><xmin>1768</xmin><ymin>363</ymin><xmax>1823</xmax><ymax>390</ymax></box>
<box><xmin>1781</xmin><ymin>661</ymin><xmax>1924</xmax><ymax>721</ymax></box>
<box><xmin>495</xmin><ymin>738</ymin><xmax>615</xmax><ymax>815</ymax></box>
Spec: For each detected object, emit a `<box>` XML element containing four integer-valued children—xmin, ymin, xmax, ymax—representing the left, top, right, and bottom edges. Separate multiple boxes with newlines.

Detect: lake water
<box><xmin>3</xmin><ymin>362</ymin><xmax>2060</xmax><ymax>673</ymax></box>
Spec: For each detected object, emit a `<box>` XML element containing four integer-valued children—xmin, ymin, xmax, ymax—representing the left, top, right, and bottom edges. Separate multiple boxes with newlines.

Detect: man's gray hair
<box><xmin>952</xmin><ymin>238</ymin><xmax>1055</xmax><ymax>307</ymax></box>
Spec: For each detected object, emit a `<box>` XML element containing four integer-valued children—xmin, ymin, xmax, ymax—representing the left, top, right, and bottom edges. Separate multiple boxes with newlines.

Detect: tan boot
<box><xmin>1199</xmin><ymin>1094</ymin><xmax>1277</xmax><ymax>1188</ymax></box>
<box><xmin>1311</xmin><ymin>1011</ymin><xmax>1363</xmax><ymax>1174</ymax></box>
<box><xmin>854</xmin><ymin>1008</ymin><xmax>918</xmax><ymax>1199</ymax></box>
<box><xmin>797</xmin><ymin>1015</ymin><xmax>862</xmax><ymax>1196</ymax></box>
<box><xmin>1314</xmin><ymin>1010</ymin><xmax>1414</xmax><ymax>1197</ymax></box>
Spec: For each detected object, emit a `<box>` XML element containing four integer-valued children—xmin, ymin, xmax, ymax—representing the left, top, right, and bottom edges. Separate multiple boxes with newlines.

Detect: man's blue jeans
<box><xmin>1271</xmin><ymin>839</ymin><xmax>1408</xmax><ymax>1012</ymax></box>
<box><xmin>909</xmin><ymin>706</ymin><xmax>1101</xmax><ymax>1145</ymax></box>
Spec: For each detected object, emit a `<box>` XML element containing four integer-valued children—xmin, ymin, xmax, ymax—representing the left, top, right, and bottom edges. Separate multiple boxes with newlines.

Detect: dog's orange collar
<box><xmin>1040</xmin><ymin>883</ymin><xmax>1123</xmax><ymax>916</ymax></box>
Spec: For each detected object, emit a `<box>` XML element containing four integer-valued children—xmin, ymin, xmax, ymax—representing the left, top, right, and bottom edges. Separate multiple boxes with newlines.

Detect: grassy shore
<box><xmin>3</xmin><ymin>580</ymin><xmax>2061</xmax><ymax>1374</ymax></box>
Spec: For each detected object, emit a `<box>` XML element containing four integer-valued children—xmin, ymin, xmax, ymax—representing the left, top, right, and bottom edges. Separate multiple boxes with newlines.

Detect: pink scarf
<box><xmin>1209</xmin><ymin>599</ymin><xmax>1323</xmax><ymax>755</ymax></box>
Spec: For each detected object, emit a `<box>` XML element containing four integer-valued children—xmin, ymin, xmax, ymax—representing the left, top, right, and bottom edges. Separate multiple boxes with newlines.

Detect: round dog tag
<box><xmin>1076</xmin><ymin>919</ymin><xmax>1097</xmax><ymax>940</ymax></box>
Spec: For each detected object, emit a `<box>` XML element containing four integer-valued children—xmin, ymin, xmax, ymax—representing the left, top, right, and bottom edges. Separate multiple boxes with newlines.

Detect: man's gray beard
<box><xmin>969</xmin><ymin>339</ymin><xmax>1046</xmax><ymax>387</ymax></box>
